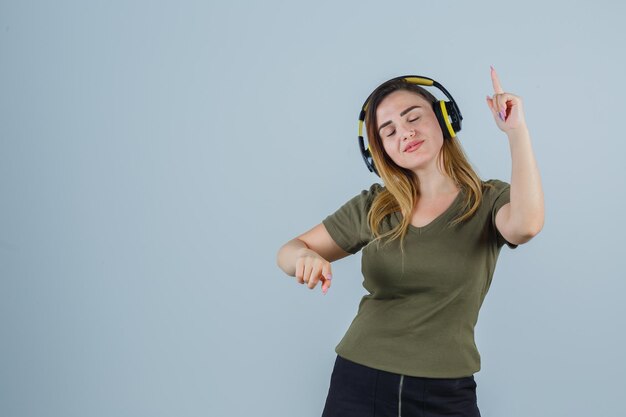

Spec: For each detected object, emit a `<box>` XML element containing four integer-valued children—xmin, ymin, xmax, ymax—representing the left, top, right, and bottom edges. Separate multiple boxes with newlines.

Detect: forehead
<box><xmin>376</xmin><ymin>90</ymin><xmax>429</xmax><ymax>119</ymax></box>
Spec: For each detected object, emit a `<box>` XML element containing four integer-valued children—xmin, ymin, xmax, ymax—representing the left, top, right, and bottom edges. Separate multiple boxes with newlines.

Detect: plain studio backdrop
<box><xmin>1</xmin><ymin>1</ymin><xmax>624</xmax><ymax>416</ymax></box>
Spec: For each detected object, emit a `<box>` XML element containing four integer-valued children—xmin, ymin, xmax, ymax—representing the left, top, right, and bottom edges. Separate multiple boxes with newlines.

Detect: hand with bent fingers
<box><xmin>485</xmin><ymin>66</ymin><xmax>528</xmax><ymax>133</ymax></box>
<box><xmin>294</xmin><ymin>248</ymin><xmax>333</xmax><ymax>295</ymax></box>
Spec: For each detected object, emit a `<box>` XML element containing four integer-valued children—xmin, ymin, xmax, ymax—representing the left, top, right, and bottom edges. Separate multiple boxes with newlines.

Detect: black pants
<box><xmin>321</xmin><ymin>355</ymin><xmax>481</xmax><ymax>417</ymax></box>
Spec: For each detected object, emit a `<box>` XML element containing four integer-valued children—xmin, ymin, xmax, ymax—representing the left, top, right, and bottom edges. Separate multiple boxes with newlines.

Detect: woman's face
<box><xmin>376</xmin><ymin>89</ymin><xmax>444</xmax><ymax>173</ymax></box>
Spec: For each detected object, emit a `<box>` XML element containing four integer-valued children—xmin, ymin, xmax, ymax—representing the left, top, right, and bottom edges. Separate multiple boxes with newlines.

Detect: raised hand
<box><xmin>485</xmin><ymin>66</ymin><xmax>527</xmax><ymax>133</ymax></box>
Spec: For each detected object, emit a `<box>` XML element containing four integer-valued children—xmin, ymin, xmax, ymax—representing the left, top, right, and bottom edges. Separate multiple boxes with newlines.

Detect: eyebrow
<box><xmin>377</xmin><ymin>105</ymin><xmax>422</xmax><ymax>133</ymax></box>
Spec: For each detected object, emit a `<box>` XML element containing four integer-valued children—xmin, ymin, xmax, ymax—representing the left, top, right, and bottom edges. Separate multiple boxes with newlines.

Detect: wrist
<box><xmin>506</xmin><ymin>125</ymin><xmax>530</xmax><ymax>140</ymax></box>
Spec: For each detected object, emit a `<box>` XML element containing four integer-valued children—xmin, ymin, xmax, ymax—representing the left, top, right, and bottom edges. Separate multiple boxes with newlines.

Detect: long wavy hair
<box><xmin>364</xmin><ymin>78</ymin><xmax>496</xmax><ymax>267</ymax></box>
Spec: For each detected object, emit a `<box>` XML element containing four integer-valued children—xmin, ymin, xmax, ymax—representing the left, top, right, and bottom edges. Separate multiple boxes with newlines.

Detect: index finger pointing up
<box><xmin>490</xmin><ymin>65</ymin><xmax>504</xmax><ymax>94</ymax></box>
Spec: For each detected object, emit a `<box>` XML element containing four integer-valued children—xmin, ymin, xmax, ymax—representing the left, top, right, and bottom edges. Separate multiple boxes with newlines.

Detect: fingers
<box><xmin>495</xmin><ymin>94</ymin><xmax>505</xmax><ymax>119</ymax></box>
<box><xmin>490</xmin><ymin>66</ymin><xmax>509</xmax><ymax>120</ymax></box>
<box><xmin>485</xmin><ymin>95</ymin><xmax>495</xmax><ymax>117</ymax></box>
<box><xmin>487</xmin><ymin>92</ymin><xmax>517</xmax><ymax>121</ymax></box>
<box><xmin>321</xmin><ymin>263</ymin><xmax>333</xmax><ymax>294</ymax></box>
<box><xmin>304</xmin><ymin>262</ymin><xmax>331</xmax><ymax>291</ymax></box>
<box><xmin>485</xmin><ymin>94</ymin><xmax>504</xmax><ymax>121</ymax></box>
<box><xmin>295</xmin><ymin>257</ymin><xmax>305</xmax><ymax>284</ymax></box>
<box><xmin>294</xmin><ymin>250</ymin><xmax>333</xmax><ymax>295</ymax></box>
<box><xmin>490</xmin><ymin>65</ymin><xmax>504</xmax><ymax>94</ymax></box>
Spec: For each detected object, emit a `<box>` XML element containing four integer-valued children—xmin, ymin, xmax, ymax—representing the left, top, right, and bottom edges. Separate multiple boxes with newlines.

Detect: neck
<box><xmin>413</xmin><ymin>168</ymin><xmax>459</xmax><ymax>200</ymax></box>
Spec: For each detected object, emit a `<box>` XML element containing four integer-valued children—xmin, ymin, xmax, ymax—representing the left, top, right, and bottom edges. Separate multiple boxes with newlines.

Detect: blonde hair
<box><xmin>363</xmin><ymin>79</ymin><xmax>497</xmax><ymax>271</ymax></box>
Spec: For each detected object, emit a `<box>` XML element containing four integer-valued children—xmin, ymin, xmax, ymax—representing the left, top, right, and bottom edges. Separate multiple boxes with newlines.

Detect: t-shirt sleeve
<box><xmin>321</xmin><ymin>183</ymin><xmax>382</xmax><ymax>254</ymax></box>
<box><xmin>490</xmin><ymin>179</ymin><xmax>519</xmax><ymax>250</ymax></box>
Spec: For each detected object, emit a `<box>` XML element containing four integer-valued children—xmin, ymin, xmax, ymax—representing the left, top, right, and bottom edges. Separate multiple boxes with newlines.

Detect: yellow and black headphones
<box><xmin>358</xmin><ymin>75</ymin><xmax>463</xmax><ymax>177</ymax></box>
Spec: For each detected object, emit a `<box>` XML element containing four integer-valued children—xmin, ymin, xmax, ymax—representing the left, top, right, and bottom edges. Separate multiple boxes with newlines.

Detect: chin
<box><xmin>404</xmin><ymin>157</ymin><xmax>436</xmax><ymax>172</ymax></box>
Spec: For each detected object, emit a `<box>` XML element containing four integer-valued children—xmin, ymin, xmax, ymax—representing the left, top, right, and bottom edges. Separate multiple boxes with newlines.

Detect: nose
<box><xmin>400</xmin><ymin>125</ymin><xmax>416</xmax><ymax>141</ymax></box>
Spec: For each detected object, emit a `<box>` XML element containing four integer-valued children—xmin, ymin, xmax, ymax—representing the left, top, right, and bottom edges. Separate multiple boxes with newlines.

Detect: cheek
<box><xmin>430</xmin><ymin>119</ymin><xmax>444</xmax><ymax>138</ymax></box>
<box><xmin>382</xmin><ymin>141</ymin><xmax>397</xmax><ymax>157</ymax></box>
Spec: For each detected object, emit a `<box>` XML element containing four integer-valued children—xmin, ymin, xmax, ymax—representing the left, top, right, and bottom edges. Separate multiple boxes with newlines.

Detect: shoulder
<box><xmin>368</xmin><ymin>182</ymin><xmax>384</xmax><ymax>194</ymax></box>
<box><xmin>356</xmin><ymin>182</ymin><xmax>384</xmax><ymax>200</ymax></box>
<box><xmin>350</xmin><ymin>182</ymin><xmax>385</xmax><ymax>211</ymax></box>
<box><xmin>481</xmin><ymin>179</ymin><xmax>513</xmax><ymax>225</ymax></box>
<box><xmin>482</xmin><ymin>178</ymin><xmax>510</xmax><ymax>190</ymax></box>
<box><xmin>481</xmin><ymin>178</ymin><xmax>511</xmax><ymax>199</ymax></box>
<box><xmin>331</xmin><ymin>182</ymin><xmax>384</xmax><ymax>212</ymax></box>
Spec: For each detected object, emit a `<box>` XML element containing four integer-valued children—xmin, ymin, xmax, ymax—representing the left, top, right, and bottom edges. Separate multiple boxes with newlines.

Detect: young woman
<box><xmin>276</xmin><ymin>67</ymin><xmax>544</xmax><ymax>417</ymax></box>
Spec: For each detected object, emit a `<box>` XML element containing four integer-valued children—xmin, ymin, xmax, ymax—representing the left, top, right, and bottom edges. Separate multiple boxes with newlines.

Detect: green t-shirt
<box><xmin>321</xmin><ymin>179</ymin><xmax>518</xmax><ymax>378</ymax></box>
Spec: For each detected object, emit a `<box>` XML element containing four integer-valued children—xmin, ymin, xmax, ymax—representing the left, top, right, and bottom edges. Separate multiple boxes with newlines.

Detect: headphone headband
<box><xmin>357</xmin><ymin>75</ymin><xmax>463</xmax><ymax>177</ymax></box>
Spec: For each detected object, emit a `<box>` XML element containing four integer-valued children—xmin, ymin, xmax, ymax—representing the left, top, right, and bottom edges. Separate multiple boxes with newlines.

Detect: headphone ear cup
<box><xmin>444</xmin><ymin>101</ymin><xmax>462</xmax><ymax>135</ymax></box>
<box><xmin>432</xmin><ymin>100</ymin><xmax>453</xmax><ymax>139</ymax></box>
<box><xmin>367</xmin><ymin>149</ymin><xmax>380</xmax><ymax>177</ymax></box>
<box><xmin>359</xmin><ymin>137</ymin><xmax>381</xmax><ymax>177</ymax></box>
<box><xmin>433</xmin><ymin>100</ymin><xmax>462</xmax><ymax>139</ymax></box>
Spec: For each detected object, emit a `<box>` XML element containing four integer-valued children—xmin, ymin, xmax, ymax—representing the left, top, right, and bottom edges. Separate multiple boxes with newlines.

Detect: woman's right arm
<box><xmin>276</xmin><ymin>223</ymin><xmax>352</xmax><ymax>293</ymax></box>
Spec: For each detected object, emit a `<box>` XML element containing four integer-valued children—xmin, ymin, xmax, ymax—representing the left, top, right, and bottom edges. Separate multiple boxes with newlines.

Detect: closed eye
<box><xmin>385</xmin><ymin>117</ymin><xmax>419</xmax><ymax>137</ymax></box>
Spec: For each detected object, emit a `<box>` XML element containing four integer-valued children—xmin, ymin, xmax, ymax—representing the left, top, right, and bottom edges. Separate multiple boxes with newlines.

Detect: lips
<box><xmin>404</xmin><ymin>140</ymin><xmax>424</xmax><ymax>152</ymax></box>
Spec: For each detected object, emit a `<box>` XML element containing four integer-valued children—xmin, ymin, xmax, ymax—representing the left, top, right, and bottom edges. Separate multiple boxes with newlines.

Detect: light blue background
<box><xmin>1</xmin><ymin>1</ymin><xmax>624</xmax><ymax>416</ymax></box>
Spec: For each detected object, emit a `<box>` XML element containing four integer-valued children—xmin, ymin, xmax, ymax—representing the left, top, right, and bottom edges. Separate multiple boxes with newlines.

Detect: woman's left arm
<box><xmin>486</xmin><ymin>66</ymin><xmax>545</xmax><ymax>242</ymax></box>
